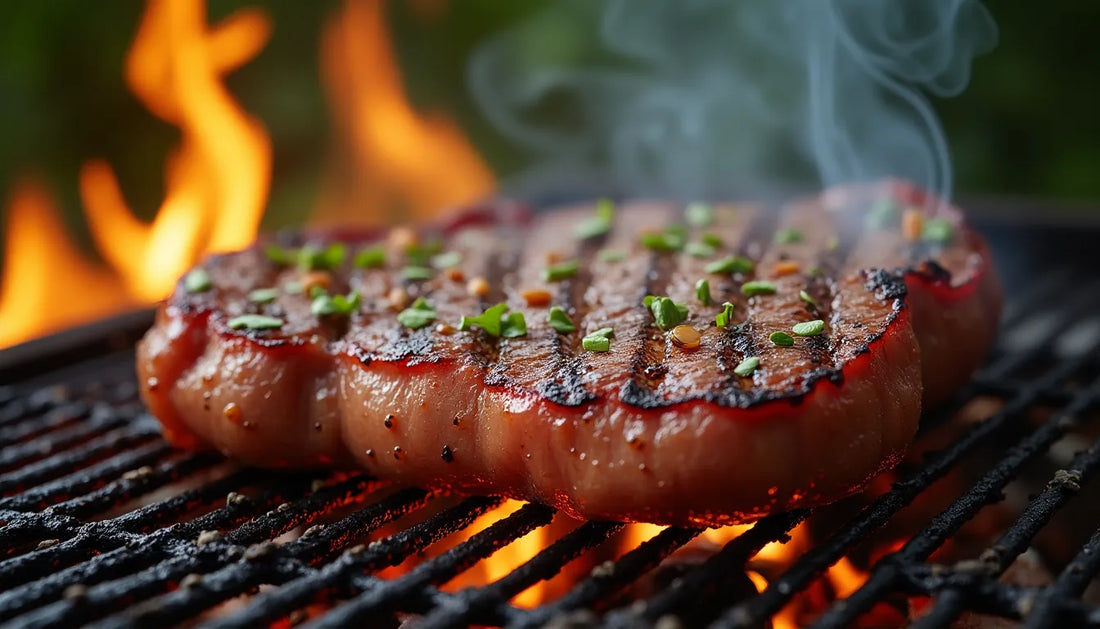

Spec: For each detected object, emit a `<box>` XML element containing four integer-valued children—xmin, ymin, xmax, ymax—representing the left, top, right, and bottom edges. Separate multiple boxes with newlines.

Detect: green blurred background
<box><xmin>0</xmin><ymin>0</ymin><xmax>1097</xmax><ymax>257</ymax></box>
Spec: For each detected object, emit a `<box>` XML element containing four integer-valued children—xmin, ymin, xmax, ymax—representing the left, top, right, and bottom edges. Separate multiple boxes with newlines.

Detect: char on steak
<box><xmin>137</xmin><ymin>180</ymin><xmax>1001</xmax><ymax>526</ymax></box>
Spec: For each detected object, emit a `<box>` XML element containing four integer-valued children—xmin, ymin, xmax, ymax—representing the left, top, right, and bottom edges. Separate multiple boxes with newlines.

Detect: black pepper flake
<box><xmin>441</xmin><ymin>445</ymin><xmax>454</xmax><ymax>462</ymax></box>
<box><xmin>384</xmin><ymin>414</ymin><xmax>395</xmax><ymax>429</ymax></box>
<box><xmin>313</xmin><ymin>422</ymin><xmax>322</xmax><ymax>431</ymax></box>
<box><xmin>365</xmin><ymin>448</ymin><xmax>374</xmax><ymax>457</ymax></box>
<box><xmin>393</xmin><ymin>446</ymin><xmax>402</xmax><ymax>459</ymax></box>
<box><xmin>452</xmin><ymin>416</ymin><xmax>461</xmax><ymax>426</ymax></box>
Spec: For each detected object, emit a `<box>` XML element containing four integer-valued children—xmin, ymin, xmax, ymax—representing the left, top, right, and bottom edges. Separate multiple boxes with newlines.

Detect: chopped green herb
<box><xmin>402</xmin><ymin>265</ymin><xmax>434</xmax><ymax>281</ymax></box>
<box><xmin>733</xmin><ymin>356</ymin><xmax>760</xmax><ymax>377</ymax></box>
<box><xmin>309</xmin><ymin>284</ymin><xmax>327</xmax><ymax>299</ymax></box>
<box><xmin>922</xmin><ymin>218</ymin><xmax>954</xmax><ymax>244</ymax></box>
<box><xmin>396</xmin><ymin>297</ymin><xmax>437</xmax><ymax>329</ymax></box>
<box><xmin>644</xmin><ymin>296</ymin><xmax>689</xmax><ymax>331</ymax></box>
<box><xmin>263</xmin><ymin>244</ymin><xmax>296</xmax><ymax>266</ymax></box>
<box><xmin>807</xmin><ymin>266</ymin><xmax>824</xmax><ymax>277</ymax></box>
<box><xmin>542</xmin><ymin>260</ymin><xmax>579</xmax><ymax>282</ymax></box>
<box><xmin>640</xmin><ymin>225</ymin><xmax>686</xmax><ymax>252</ymax></box>
<box><xmin>705</xmin><ymin>255</ymin><xmax>754</xmax><ymax>275</ymax></box>
<box><xmin>459</xmin><ymin>303</ymin><xmax>509</xmax><ymax>337</ymax></box>
<box><xmin>774</xmin><ymin>228</ymin><xmax>804</xmax><ymax>244</ymax></box>
<box><xmin>792</xmin><ymin>319</ymin><xmax>825</xmax><ymax>336</ymax></box>
<box><xmin>500</xmin><ymin>312</ymin><xmax>528</xmax><ymax>338</ymax></box>
<box><xmin>582</xmin><ymin>327</ymin><xmax>614</xmax><ymax>352</ymax></box>
<box><xmin>283</xmin><ymin>281</ymin><xmax>303</xmax><ymax>295</ymax></box>
<box><xmin>685</xmin><ymin>202</ymin><xmax>713</xmax><ymax>228</ymax></box>
<box><xmin>248</xmin><ymin>287</ymin><xmax>279</xmax><ymax>304</ymax></box>
<box><xmin>866</xmin><ymin>197</ymin><xmax>899</xmax><ymax>229</ymax></box>
<box><xmin>799</xmin><ymin>289</ymin><xmax>818</xmax><ymax>309</ymax></box>
<box><xmin>297</xmin><ymin>243</ymin><xmax>347</xmax><ymax>271</ymax></box>
<box><xmin>769</xmin><ymin>331</ymin><xmax>795</xmax><ymax>346</ymax></box>
<box><xmin>311</xmin><ymin>290</ymin><xmax>361</xmax><ymax>317</ymax></box>
<box><xmin>825</xmin><ymin>236</ymin><xmax>840</xmax><ymax>252</ymax></box>
<box><xmin>430</xmin><ymin>251</ymin><xmax>462</xmax><ymax>269</ymax></box>
<box><xmin>598</xmin><ymin>249</ymin><xmax>626</xmax><ymax>263</ymax></box>
<box><xmin>575</xmin><ymin>198</ymin><xmax>615</xmax><ymax>239</ymax></box>
<box><xmin>405</xmin><ymin>239</ymin><xmax>444</xmax><ymax>266</ymax></box>
<box><xmin>184</xmin><ymin>268</ymin><xmax>212</xmax><ymax>293</ymax></box>
<box><xmin>548</xmin><ymin>306</ymin><xmax>576</xmax><ymax>334</ymax></box>
<box><xmin>227</xmin><ymin>314</ymin><xmax>284</xmax><ymax>331</ymax></box>
<box><xmin>702</xmin><ymin>232</ymin><xmax>724</xmax><ymax>248</ymax></box>
<box><xmin>684</xmin><ymin>242</ymin><xmax>717</xmax><ymax>258</ymax></box>
<box><xmin>695</xmin><ymin>279</ymin><xmax>712</xmax><ymax>306</ymax></box>
<box><xmin>741</xmin><ymin>280</ymin><xmax>777</xmax><ymax>296</ymax></box>
<box><xmin>354</xmin><ymin>245</ymin><xmax>386</xmax><ymax>269</ymax></box>
<box><xmin>715</xmin><ymin>302</ymin><xmax>735</xmax><ymax>328</ymax></box>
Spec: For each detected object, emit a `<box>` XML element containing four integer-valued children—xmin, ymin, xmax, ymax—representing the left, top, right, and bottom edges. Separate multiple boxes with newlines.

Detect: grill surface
<box><xmin>3</xmin><ymin>206</ymin><xmax>1100</xmax><ymax>628</ymax></box>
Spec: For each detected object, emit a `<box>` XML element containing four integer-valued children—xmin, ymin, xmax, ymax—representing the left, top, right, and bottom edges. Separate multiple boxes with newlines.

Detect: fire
<box><xmin>312</xmin><ymin>0</ymin><xmax>494</xmax><ymax>226</ymax></box>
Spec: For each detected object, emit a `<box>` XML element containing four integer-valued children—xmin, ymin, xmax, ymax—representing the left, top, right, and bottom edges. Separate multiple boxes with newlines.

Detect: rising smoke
<box><xmin>468</xmin><ymin>0</ymin><xmax>997</xmax><ymax>201</ymax></box>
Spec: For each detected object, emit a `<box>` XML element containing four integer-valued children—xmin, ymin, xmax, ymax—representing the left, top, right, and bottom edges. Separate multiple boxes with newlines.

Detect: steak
<box><xmin>137</xmin><ymin>180</ymin><xmax>1001</xmax><ymax>526</ymax></box>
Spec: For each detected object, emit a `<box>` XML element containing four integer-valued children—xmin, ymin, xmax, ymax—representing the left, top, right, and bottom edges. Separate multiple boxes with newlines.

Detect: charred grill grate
<box><xmin>2</xmin><ymin>213</ymin><xmax>1100</xmax><ymax>627</ymax></box>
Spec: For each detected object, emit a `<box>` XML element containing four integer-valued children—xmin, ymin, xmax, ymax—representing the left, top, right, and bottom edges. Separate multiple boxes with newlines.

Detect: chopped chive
<box><xmin>774</xmin><ymin>228</ymin><xmax>804</xmax><ymax>244</ymax></box>
<box><xmin>282</xmin><ymin>281</ymin><xmax>303</xmax><ymax>295</ymax></box>
<box><xmin>685</xmin><ymin>202</ymin><xmax>713</xmax><ymax>228</ymax></box>
<box><xmin>702</xmin><ymin>232</ymin><xmax>724</xmax><ymax>248</ymax></box>
<box><xmin>715</xmin><ymin>302</ymin><xmax>735</xmax><ymax>328</ymax></box>
<box><xmin>792</xmin><ymin>319</ymin><xmax>825</xmax><ymax>336</ymax></box>
<box><xmin>500</xmin><ymin>312</ymin><xmax>528</xmax><ymax>338</ymax></box>
<box><xmin>354</xmin><ymin>245</ymin><xmax>386</xmax><ymax>269</ymax></box>
<box><xmin>808</xmin><ymin>266</ymin><xmax>824</xmax><ymax>277</ymax></box>
<box><xmin>575</xmin><ymin>198</ymin><xmax>615</xmax><ymax>239</ymax></box>
<box><xmin>769</xmin><ymin>331</ymin><xmax>795</xmax><ymax>346</ymax></box>
<box><xmin>396</xmin><ymin>297</ymin><xmax>437</xmax><ymax>329</ymax></box>
<box><xmin>741</xmin><ymin>280</ymin><xmax>777</xmax><ymax>296</ymax></box>
<box><xmin>695</xmin><ymin>279</ymin><xmax>712</xmax><ymax>306</ymax></box>
<box><xmin>799</xmin><ymin>289</ymin><xmax>818</xmax><ymax>309</ymax></box>
<box><xmin>733</xmin><ymin>356</ymin><xmax>760</xmax><ymax>377</ymax></box>
<box><xmin>402</xmin><ymin>265</ymin><xmax>434</xmax><ymax>281</ymax></box>
<box><xmin>459</xmin><ymin>303</ymin><xmax>509</xmax><ymax>337</ymax></box>
<box><xmin>309</xmin><ymin>284</ymin><xmax>327</xmax><ymax>299</ymax></box>
<box><xmin>430</xmin><ymin>251</ymin><xmax>462</xmax><ymax>269</ymax></box>
<box><xmin>183</xmin><ymin>268</ymin><xmax>212</xmax><ymax>293</ymax></box>
<box><xmin>582</xmin><ymin>327</ymin><xmax>614</xmax><ymax>352</ymax></box>
<box><xmin>866</xmin><ymin>197</ymin><xmax>899</xmax><ymax>229</ymax></box>
<box><xmin>263</xmin><ymin>244</ymin><xmax>296</xmax><ymax>266</ymax></box>
<box><xmin>548</xmin><ymin>306</ymin><xmax>576</xmax><ymax>334</ymax></box>
<box><xmin>685</xmin><ymin>242</ymin><xmax>717</xmax><ymax>258</ymax></box>
<box><xmin>405</xmin><ymin>239</ymin><xmax>444</xmax><ymax>266</ymax></box>
<box><xmin>248</xmin><ymin>287</ymin><xmax>279</xmax><ymax>304</ymax></box>
<box><xmin>311</xmin><ymin>290</ymin><xmax>361</xmax><ymax>317</ymax></box>
<box><xmin>598</xmin><ymin>249</ymin><xmax>626</xmax><ymax>263</ymax></box>
<box><xmin>922</xmin><ymin>218</ymin><xmax>954</xmax><ymax>244</ymax></box>
<box><xmin>297</xmin><ymin>243</ymin><xmax>347</xmax><ymax>271</ymax></box>
<box><xmin>640</xmin><ymin>231</ymin><xmax>684</xmax><ymax>252</ymax></box>
<box><xmin>644</xmin><ymin>296</ymin><xmax>689</xmax><ymax>331</ymax></box>
<box><xmin>705</xmin><ymin>255</ymin><xmax>754</xmax><ymax>275</ymax></box>
<box><xmin>227</xmin><ymin>314</ymin><xmax>284</xmax><ymax>330</ymax></box>
<box><xmin>542</xmin><ymin>260</ymin><xmax>579</xmax><ymax>282</ymax></box>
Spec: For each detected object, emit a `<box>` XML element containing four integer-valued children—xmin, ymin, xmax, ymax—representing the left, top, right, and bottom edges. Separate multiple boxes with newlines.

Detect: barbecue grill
<box><xmin>2</xmin><ymin>201</ymin><xmax>1100</xmax><ymax>628</ymax></box>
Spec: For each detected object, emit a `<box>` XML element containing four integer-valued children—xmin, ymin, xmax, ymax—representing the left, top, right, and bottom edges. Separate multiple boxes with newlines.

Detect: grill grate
<box><xmin>3</xmin><ymin>215</ymin><xmax>1100</xmax><ymax>627</ymax></box>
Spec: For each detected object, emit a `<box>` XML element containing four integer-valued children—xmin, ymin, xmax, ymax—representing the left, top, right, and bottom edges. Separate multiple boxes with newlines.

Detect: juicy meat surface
<box><xmin>137</xmin><ymin>180</ymin><xmax>1001</xmax><ymax>526</ymax></box>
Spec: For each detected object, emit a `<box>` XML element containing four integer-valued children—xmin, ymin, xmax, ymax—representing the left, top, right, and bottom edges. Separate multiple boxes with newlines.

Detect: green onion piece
<box><xmin>640</xmin><ymin>225</ymin><xmax>686</xmax><ymax>252</ymax></box>
<box><xmin>575</xmin><ymin>198</ymin><xmax>615</xmax><ymax>239</ymax></box>
<box><xmin>542</xmin><ymin>260</ymin><xmax>579</xmax><ymax>282</ymax></box>
<box><xmin>309</xmin><ymin>284</ymin><xmax>327</xmax><ymax>299</ymax></box>
<box><xmin>402</xmin><ymin>266</ymin><xmax>433</xmax><ymax>281</ymax></box>
<box><xmin>297</xmin><ymin>243</ymin><xmax>347</xmax><ymax>271</ymax></box>
<box><xmin>685</xmin><ymin>242</ymin><xmax>716</xmax><ymax>258</ymax></box>
<box><xmin>922</xmin><ymin>218</ymin><xmax>954</xmax><ymax>244</ymax></box>
<box><xmin>282</xmin><ymin>281</ymin><xmax>303</xmax><ymax>295</ymax></box>
<box><xmin>312</xmin><ymin>290</ymin><xmax>361</xmax><ymax>317</ymax></box>
<box><xmin>646</xmin><ymin>296</ymin><xmax>689</xmax><ymax>331</ymax></box>
<box><xmin>705</xmin><ymin>255</ymin><xmax>754</xmax><ymax>275</ymax></box>
<box><xmin>405</xmin><ymin>239</ymin><xmax>443</xmax><ymax>266</ymax></box>
<box><xmin>695</xmin><ymin>279</ymin><xmax>712</xmax><ymax>306</ymax></box>
<box><xmin>702</xmin><ymin>232</ymin><xmax>723</xmax><ymax>248</ymax></box>
<box><xmin>248</xmin><ymin>287</ymin><xmax>279</xmax><ymax>304</ymax></box>
<box><xmin>716</xmin><ymin>302</ymin><xmax>735</xmax><ymax>328</ymax></box>
<box><xmin>263</xmin><ymin>244</ymin><xmax>296</xmax><ymax>266</ymax></box>
<box><xmin>227</xmin><ymin>314</ymin><xmax>284</xmax><ymax>330</ymax></box>
<box><xmin>774</xmin><ymin>228</ymin><xmax>803</xmax><ymax>244</ymax></box>
<box><xmin>500</xmin><ymin>312</ymin><xmax>528</xmax><ymax>338</ymax></box>
<box><xmin>548</xmin><ymin>306</ymin><xmax>576</xmax><ymax>334</ymax></box>
<box><xmin>741</xmin><ymin>280</ymin><xmax>777</xmax><ymax>296</ymax></box>
<box><xmin>792</xmin><ymin>319</ymin><xmax>825</xmax><ymax>336</ymax></box>
<box><xmin>459</xmin><ymin>303</ymin><xmax>509</xmax><ymax>337</ymax></box>
<box><xmin>799</xmin><ymin>289</ymin><xmax>818</xmax><ymax>309</ymax></box>
<box><xmin>866</xmin><ymin>197</ymin><xmax>899</xmax><ymax>229</ymax></box>
<box><xmin>396</xmin><ymin>297</ymin><xmax>437</xmax><ymax>329</ymax></box>
<box><xmin>685</xmin><ymin>202</ymin><xmax>713</xmax><ymax>228</ymax></box>
<box><xmin>769</xmin><ymin>331</ymin><xmax>795</xmax><ymax>346</ymax></box>
<box><xmin>354</xmin><ymin>246</ymin><xmax>386</xmax><ymax>269</ymax></box>
<box><xmin>807</xmin><ymin>266</ymin><xmax>824</xmax><ymax>277</ymax></box>
<box><xmin>733</xmin><ymin>356</ymin><xmax>760</xmax><ymax>377</ymax></box>
<box><xmin>598</xmin><ymin>249</ymin><xmax>626</xmax><ymax>263</ymax></box>
<box><xmin>431</xmin><ymin>251</ymin><xmax>462</xmax><ymax>269</ymax></box>
<box><xmin>582</xmin><ymin>327</ymin><xmax>614</xmax><ymax>352</ymax></box>
<box><xmin>183</xmin><ymin>268</ymin><xmax>212</xmax><ymax>293</ymax></box>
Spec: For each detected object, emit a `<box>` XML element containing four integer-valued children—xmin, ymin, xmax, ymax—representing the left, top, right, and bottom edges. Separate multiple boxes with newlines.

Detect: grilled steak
<box><xmin>137</xmin><ymin>180</ymin><xmax>1001</xmax><ymax>526</ymax></box>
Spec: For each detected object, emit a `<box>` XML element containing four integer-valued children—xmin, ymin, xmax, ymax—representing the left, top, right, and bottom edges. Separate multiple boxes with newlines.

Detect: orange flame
<box><xmin>312</xmin><ymin>0</ymin><xmax>494</xmax><ymax>226</ymax></box>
